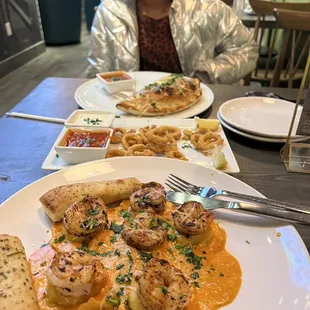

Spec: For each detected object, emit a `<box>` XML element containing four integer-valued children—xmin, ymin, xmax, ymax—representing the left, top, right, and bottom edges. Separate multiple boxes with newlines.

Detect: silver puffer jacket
<box><xmin>87</xmin><ymin>0</ymin><xmax>258</xmax><ymax>84</ymax></box>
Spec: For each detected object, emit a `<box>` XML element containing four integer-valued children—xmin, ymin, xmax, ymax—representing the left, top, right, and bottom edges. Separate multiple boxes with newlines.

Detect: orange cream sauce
<box><xmin>29</xmin><ymin>201</ymin><xmax>242</xmax><ymax>310</ymax></box>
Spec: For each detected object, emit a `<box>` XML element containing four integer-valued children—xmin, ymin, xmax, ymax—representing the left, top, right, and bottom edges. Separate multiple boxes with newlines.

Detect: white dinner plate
<box><xmin>219</xmin><ymin>97</ymin><xmax>303</xmax><ymax>138</ymax></box>
<box><xmin>75</xmin><ymin>71</ymin><xmax>214</xmax><ymax>118</ymax></box>
<box><xmin>217</xmin><ymin>112</ymin><xmax>308</xmax><ymax>143</ymax></box>
<box><xmin>1</xmin><ymin>157</ymin><xmax>309</xmax><ymax>309</ymax></box>
<box><xmin>42</xmin><ymin>118</ymin><xmax>240</xmax><ymax>173</ymax></box>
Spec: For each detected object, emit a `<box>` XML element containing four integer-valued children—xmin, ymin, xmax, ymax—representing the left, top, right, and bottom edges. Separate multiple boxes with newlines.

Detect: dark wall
<box><xmin>0</xmin><ymin>0</ymin><xmax>43</xmax><ymax>62</ymax></box>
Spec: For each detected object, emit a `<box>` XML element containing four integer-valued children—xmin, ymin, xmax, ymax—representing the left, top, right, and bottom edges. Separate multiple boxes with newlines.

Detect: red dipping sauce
<box><xmin>100</xmin><ymin>71</ymin><xmax>132</xmax><ymax>83</ymax></box>
<box><xmin>63</xmin><ymin>129</ymin><xmax>110</xmax><ymax>148</ymax></box>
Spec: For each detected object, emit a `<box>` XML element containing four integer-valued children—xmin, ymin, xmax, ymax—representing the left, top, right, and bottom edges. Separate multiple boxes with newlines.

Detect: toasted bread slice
<box><xmin>0</xmin><ymin>235</ymin><xmax>40</xmax><ymax>310</ymax></box>
<box><xmin>40</xmin><ymin>177</ymin><xmax>140</xmax><ymax>222</ymax></box>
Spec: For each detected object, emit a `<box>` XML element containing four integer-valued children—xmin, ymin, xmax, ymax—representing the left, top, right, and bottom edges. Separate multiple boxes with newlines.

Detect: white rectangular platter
<box><xmin>42</xmin><ymin>118</ymin><xmax>240</xmax><ymax>173</ymax></box>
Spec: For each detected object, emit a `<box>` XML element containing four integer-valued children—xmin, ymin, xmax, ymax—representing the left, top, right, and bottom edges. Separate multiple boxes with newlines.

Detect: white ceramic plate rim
<box><xmin>219</xmin><ymin>97</ymin><xmax>302</xmax><ymax>138</ymax></box>
<box><xmin>74</xmin><ymin>71</ymin><xmax>214</xmax><ymax>119</ymax></box>
<box><xmin>1</xmin><ymin>157</ymin><xmax>310</xmax><ymax>310</ymax></box>
<box><xmin>217</xmin><ymin>112</ymin><xmax>309</xmax><ymax>143</ymax></box>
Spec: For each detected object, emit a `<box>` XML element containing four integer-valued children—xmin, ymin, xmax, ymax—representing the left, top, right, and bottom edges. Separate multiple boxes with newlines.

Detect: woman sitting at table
<box><xmin>87</xmin><ymin>0</ymin><xmax>258</xmax><ymax>84</ymax></box>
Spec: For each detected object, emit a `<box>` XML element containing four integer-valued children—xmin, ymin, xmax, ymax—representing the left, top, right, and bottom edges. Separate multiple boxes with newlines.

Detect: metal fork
<box><xmin>165</xmin><ymin>173</ymin><xmax>310</xmax><ymax>215</ymax></box>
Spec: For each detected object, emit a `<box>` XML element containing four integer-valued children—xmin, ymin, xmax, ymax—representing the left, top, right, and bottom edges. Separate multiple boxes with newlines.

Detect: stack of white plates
<box><xmin>217</xmin><ymin>97</ymin><xmax>306</xmax><ymax>143</ymax></box>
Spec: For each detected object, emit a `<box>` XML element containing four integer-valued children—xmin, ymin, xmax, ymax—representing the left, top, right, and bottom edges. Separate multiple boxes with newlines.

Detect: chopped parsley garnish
<box><xmin>179</xmin><ymin>294</ymin><xmax>185</xmax><ymax>300</ymax></box>
<box><xmin>116</xmin><ymin>264</ymin><xmax>125</xmax><ymax>270</ymax></box>
<box><xmin>83</xmin><ymin>118</ymin><xmax>103</xmax><ymax>125</ymax></box>
<box><xmin>246</xmin><ymin>240</ymin><xmax>251</xmax><ymax>244</ymax></box>
<box><xmin>56</xmin><ymin>153</ymin><xmax>59</xmax><ymax>158</ymax></box>
<box><xmin>126</xmin><ymin>249</ymin><xmax>133</xmax><ymax>263</ymax></box>
<box><xmin>181</xmin><ymin>143</ymin><xmax>192</xmax><ymax>149</ymax></box>
<box><xmin>158</xmin><ymin>286</ymin><xmax>168</xmax><ymax>295</ymax></box>
<box><xmin>115</xmin><ymin>115</ymin><xmax>121</xmax><ymax>118</ymax></box>
<box><xmin>40</xmin><ymin>242</ymin><xmax>49</xmax><ymax>248</ymax></box>
<box><xmin>98</xmin><ymin>241</ymin><xmax>104</xmax><ymax>246</ymax></box>
<box><xmin>158</xmin><ymin>219</ymin><xmax>173</xmax><ymax>229</ymax></box>
<box><xmin>144</xmin><ymin>82</ymin><xmax>159</xmax><ymax>90</ymax></box>
<box><xmin>40</xmin><ymin>261</ymin><xmax>47</xmax><ymax>267</ymax></box>
<box><xmin>116</xmin><ymin>273</ymin><xmax>132</xmax><ymax>284</ymax></box>
<box><xmin>149</xmin><ymin>216</ymin><xmax>157</xmax><ymax>228</ymax></box>
<box><xmin>101</xmin><ymin>250</ymin><xmax>114</xmax><ymax>257</ymax></box>
<box><xmin>116</xmin><ymin>287</ymin><xmax>124</xmax><ymax>297</ymax></box>
<box><xmin>54</xmin><ymin>234</ymin><xmax>65</xmax><ymax>244</ymax></box>
<box><xmin>190</xmin><ymin>272</ymin><xmax>200</xmax><ymax>280</ymax></box>
<box><xmin>114</xmin><ymin>249</ymin><xmax>121</xmax><ymax>257</ymax></box>
<box><xmin>170</xmin><ymin>73</ymin><xmax>184</xmax><ymax>78</ymax></box>
<box><xmin>168</xmin><ymin>247</ymin><xmax>175</xmax><ymax>258</ymax></box>
<box><xmin>175</xmin><ymin>245</ymin><xmax>205</xmax><ymax>270</ymax></box>
<box><xmin>151</xmin><ymin>102</ymin><xmax>157</xmax><ymax>109</ymax></box>
<box><xmin>79</xmin><ymin>244</ymin><xmax>100</xmax><ymax>256</ymax></box>
<box><xmin>139</xmin><ymin>251</ymin><xmax>153</xmax><ymax>263</ymax></box>
<box><xmin>167</xmin><ymin>230</ymin><xmax>177</xmax><ymax>241</ymax></box>
<box><xmin>219</xmin><ymin>273</ymin><xmax>225</xmax><ymax>277</ymax></box>
<box><xmin>193</xmin><ymin>281</ymin><xmax>200</xmax><ymax>288</ymax></box>
<box><xmin>88</xmin><ymin>208</ymin><xmax>100</xmax><ymax>216</ymax></box>
<box><xmin>111</xmin><ymin>76</ymin><xmax>121</xmax><ymax>82</ymax></box>
<box><xmin>81</xmin><ymin>217</ymin><xmax>99</xmax><ymax>230</ymax></box>
<box><xmin>110</xmin><ymin>234</ymin><xmax>118</xmax><ymax>244</ymax></box>
<box><xmin>120</xmin><ymin>210</ymin><xmax>134</xmax><ymax>224</ymax></box>
<box><xmin>106</xmin><ymin>296</ymin><xmax>120</xmax><ymax>306</ymax></box>
<box><xmin>158</xmin><ymin>219</ymin><xmax>177</xmax><ymax>241</ymax></box>
<box><xmin>110</xmin><ymin>222</ymin><xmax>124</xmax><ymax>234</ymax></box>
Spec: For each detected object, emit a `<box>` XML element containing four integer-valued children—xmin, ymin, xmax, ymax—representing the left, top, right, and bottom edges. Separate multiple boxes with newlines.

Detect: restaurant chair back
<box><xmin>271</xmin><ymin>8</ymin><xmax>310</xmax><ymax>88</ymax></box>
<box><xmin>221</xmin><ymin>0</ymin><xmax>234</xmax><ymax>6</ymax></box>
<box><xmin>247</xmin><ymin>0</ymin><xmax>310</xmax><ymax>87</ymax></box>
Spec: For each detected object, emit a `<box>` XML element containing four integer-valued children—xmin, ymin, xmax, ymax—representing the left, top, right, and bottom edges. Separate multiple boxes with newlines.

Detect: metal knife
<box><xmin>166</xmin><ymin>191</ymin><xmax>310</xmax><ymax>225</ymax></box>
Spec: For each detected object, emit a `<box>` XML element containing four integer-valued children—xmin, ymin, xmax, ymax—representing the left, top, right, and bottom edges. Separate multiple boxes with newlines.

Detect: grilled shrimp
<box><xmin>173</xmin><ymin>201</ymin><xmax>214</xmax><ymax>235</ymax></box>
<box><xmin>46</xmin><ymin>250</ymin><xmax>108</xmax><ymax>306</ymax></box>
<box><xmin>137</xmin><ymin>258</ymin><xmax>191</xmax><ymax>310</ymax></box>
<box><xmin>63</xmin><ymin>196</ymin><xmax>108</xmax><ymax>238</ymax></box>
<box><xmin>130</xmin><ymin>182</ymin><xmax>166</xmax><ymax>213</ymax></box>
<box><xmin>121</xmin><ymin>212</ymin><xmax>166</xmax><ymax>250</ymax></box>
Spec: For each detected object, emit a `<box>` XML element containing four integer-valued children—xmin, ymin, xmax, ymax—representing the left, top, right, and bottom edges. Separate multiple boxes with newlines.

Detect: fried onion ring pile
<box><xmin>110</xmin><ymin>128</ymin><xmax>126</xmax><ymax>144</ymax></box>
<box><xmin>128</xmin><ymin>144</ymin><xmax>155</xmax><ymax>156</ymax></box>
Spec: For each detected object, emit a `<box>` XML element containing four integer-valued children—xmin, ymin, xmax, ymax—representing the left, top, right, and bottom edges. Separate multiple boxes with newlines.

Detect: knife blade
<box><xmin>166</xmin><ymin>191</ymin><xmax>310</xmax><ymax>225</ymax></box>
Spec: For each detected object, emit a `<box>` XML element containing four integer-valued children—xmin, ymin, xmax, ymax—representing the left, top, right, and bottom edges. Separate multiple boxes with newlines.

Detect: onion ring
<box><xmin>160</xmin><ymin>126</ymin><xmax>182</xmax><ymax>140</ymax></box>
<box><xmin>128</xmin><ymin>144</ymin><xmax>155</xmax><ymax>156</ymax></box>
<box><xmin>146</xmin><ymin>141</ymin><xmax>165</xmax><ymax>154</ymax></box>
<box><xmin>121</xmin><ymin>133</ymin><xmax>144</xmax><ymax>150</ymax></box>
<box><xmin>166</xmin><ymin>150</ymin><xmax>188</xmax><ymax>161</ymax></box>
<box><xmin>139</xmin><ymin>126</ymin><xmax>152</xmax><ymax>144</ymax></box>
<box><xmin>145</xmin><ymin>127</ymin><xmax>169</xmax><ymax>145</ymax></box>
<box><xmin>183</xmin><ymin>129</ymin><xmax>193</xmax><ymax>137</ymax></box>
<box><xmin>110</xmin><ymin>128</ymin><xmax>126</xmax><ymax>144</ymax></box>
<box><xmin>106</xmin><ymin>149</ymin><xmax>128</xmax><ymax>158</ymax></box>
<box><xmin>190</xmin><ymin>134</ymin><xmax>202</xmax><ymax>149</ymax></box>
<box><xmin>198</xmin><ymin>132</ymin><xmax>223</xmax><ymax>150</ymax></box>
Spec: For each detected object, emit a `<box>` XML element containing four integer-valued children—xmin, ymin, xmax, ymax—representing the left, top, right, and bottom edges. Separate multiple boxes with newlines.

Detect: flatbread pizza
<box><xmin>116</xmin><ymin>74</ymin><xmax>202</xmax><ymax>116</ymax></box>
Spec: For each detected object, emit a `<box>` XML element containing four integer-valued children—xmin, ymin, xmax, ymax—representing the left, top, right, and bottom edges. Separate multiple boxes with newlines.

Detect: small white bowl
<box><xmin>65</xmin><ymin>110</ymin><xmax>115</xmax><ymax>128</ymax></box>
<box><xmin>54</xmin><ymin>127</ymin><xmax>112</xmax><ymax>164</ymax></box>
<box><xmin>96</xmin><ymin>70</ymin><xmax>136</xmax><ymax>94</ymax></box>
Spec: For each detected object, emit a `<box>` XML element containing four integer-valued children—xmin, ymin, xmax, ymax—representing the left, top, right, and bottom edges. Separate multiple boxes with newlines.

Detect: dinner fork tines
<box><xmin>165</xmin><ymin>173</ymin><xmax>310</xmax><ymax>215</ymax></box>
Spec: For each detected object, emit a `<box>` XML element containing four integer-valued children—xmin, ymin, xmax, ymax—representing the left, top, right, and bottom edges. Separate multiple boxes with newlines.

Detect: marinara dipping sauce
<box><xmin>100</xmin><ymin>72</ymin><xmax>132</xmax><ymax>83</ymax></box>
<box><xmin>63</xmin><ymin>129</ymin><xmax>110</xmax><ymax>148</ymax></box>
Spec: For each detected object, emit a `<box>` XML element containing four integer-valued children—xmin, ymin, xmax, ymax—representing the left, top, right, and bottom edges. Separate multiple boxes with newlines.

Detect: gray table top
<box><xmin>0</xmin><ymin>77</ymin><xmax>309</xmax><ymax>251</ymax></box>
